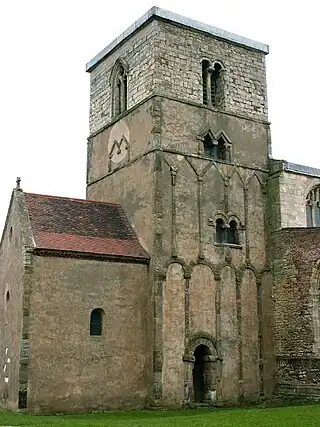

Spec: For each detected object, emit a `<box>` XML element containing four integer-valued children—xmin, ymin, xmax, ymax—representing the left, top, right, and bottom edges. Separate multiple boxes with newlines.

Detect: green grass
<box><xmin>0</xmin><ymin>405</ymin><xmax>319</xmax><ymax>426</ymax></box>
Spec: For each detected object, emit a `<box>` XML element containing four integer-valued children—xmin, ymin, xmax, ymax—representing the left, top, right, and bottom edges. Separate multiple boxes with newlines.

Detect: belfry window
<box><xmin>217</xmin><ymin>137</ymin><xmax>227</xmax><ymax>161</ymax></box>
<box><xmin>216</xmin><ymin>219</ymin><xmax>226</xmax><ymax>243</ymax></box>
<box><xmin>203</xmin><ymin>133</ymin><xmax>215</xmax><ymax>158</ymax></box>
<box><xmin>228</xmin><ymin>220</ymin><xmax>239</xmax><ymax>245</ymax></box>
<box><xmin>306</xmin><ymin>186</ymin><xmax>320</xmax><ymax>227</ymax></box>
<box><xmin>202</xmin><ymin>60</ymin><xmax>210</xmax><ymax>105</ymax></box>
<box><xmin>90</xmin><ymin>308</ymin><xmax>105</xmax><ymax>336</ymax></box>
<box><xmin>203</xmin><ymin>133</ymin><xmax>230</xmax><ymax>161</ymax></box>
<box><xmin>215</xmin><ymin>219</ymin><xmax>240</xmax><ymax>245</ymax></box>
<box><xmin>202</xmin><ymin>60</ymin><xmax>224</xmax><ymax>108</ymax></box>
<box><xmin>111</xmin><ymin>60</ymin><xmax>128</xmax><ymax>117</ymax></box>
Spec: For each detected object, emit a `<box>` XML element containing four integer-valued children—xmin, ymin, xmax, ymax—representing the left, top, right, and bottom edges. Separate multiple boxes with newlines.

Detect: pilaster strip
<box><xmin>236</xmin><ymin>276</ymin><xmax>244</xmax><ymax>399</ymax></box>
<box><xmin>198</xmin><ymin>176</ymin><xmax>204</xmax><ymax>259</ymax></box>
<box><xmin>244</xmin><ymin>186</ymin><xmax>250</xmax><ymax>262</ymax></box>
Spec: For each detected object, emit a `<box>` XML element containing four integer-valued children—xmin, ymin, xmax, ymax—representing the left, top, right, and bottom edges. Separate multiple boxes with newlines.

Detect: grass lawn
<box><xmin>0</xmin><ymin>405</ymin><xmax>319</xmax><ymax>426</ymax></box>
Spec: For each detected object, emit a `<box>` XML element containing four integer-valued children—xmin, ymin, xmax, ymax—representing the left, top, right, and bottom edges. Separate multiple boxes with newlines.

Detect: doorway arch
<box><xmin>193</xmin><ymin>344</ymin><xmax>210</xmax><ymax>403</ymax></box>
<box><xmin>183</xmin><ymin>333</ymin><xmax>222</xmax><ymax>405</ymax></box>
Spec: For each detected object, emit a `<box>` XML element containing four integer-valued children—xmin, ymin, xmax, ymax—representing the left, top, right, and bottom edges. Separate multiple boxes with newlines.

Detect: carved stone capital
<box><xmin>214</xmin><ymin>272</ymin><xmax>221</xmax><ymax>281</ymax></box>
<box><xmin>183</xmin><ymin>354</ymin><xmax>195</xmax><ymax>363</ymax></box>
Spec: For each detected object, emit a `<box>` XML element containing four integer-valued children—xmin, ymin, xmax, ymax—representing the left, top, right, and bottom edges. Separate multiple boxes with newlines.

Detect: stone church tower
<box><xmin>86</xmin><ymin>7</ymin><xmax>273</xmax><ymax>405</ymax></box>
<box><xmin>2</xmin><ymin>6</ymin><xmax>320</xmax><ymax>414</ymax></box>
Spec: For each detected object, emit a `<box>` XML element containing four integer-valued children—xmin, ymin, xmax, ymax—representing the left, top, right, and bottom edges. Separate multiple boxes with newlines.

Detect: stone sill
<box><xmin>214</xmin><ymin>243</ymin><xmax>242</xmax><ymax>249</ymax></box>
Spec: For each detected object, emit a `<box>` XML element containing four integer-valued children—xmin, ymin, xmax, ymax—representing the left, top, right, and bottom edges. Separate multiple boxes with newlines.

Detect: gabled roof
<box><xmin>24</xmin><ymin>193</ymin><xmax>149</xmax><ymax>261</ymax></box>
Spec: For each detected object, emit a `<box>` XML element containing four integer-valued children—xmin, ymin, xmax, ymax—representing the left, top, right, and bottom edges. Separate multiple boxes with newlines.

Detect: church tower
<box><xmin>86</xmin><ymin>7</ymin><xmax>274</xmax><ymax>406</ymax></box>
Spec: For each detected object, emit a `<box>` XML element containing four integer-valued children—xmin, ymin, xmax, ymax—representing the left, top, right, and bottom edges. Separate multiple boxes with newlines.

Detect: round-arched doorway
<box><xmin>193</xmin><ymin>344</ymin><xmax>211</xmax><ymax>403</ymax></box>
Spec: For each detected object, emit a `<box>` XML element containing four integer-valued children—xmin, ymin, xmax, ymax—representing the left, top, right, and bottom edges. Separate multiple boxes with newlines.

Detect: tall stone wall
<box><xmin>272</xmin><ymin>227</ymin><xmax>320</xmax><ymax>398</ymax></box>
<box><xmin>0</xmin><ymin>191</ymin><xmax>29</xmax><ymax>410</ymax></box>
<box><xmin>86</xmin><ymin>13</ymin><xmax>272</xmax><ymax>407</ymax></box>
<box><xmin>87</xmin><ymin>97</ymin><xmax>273</xmax><ymax>407</ymax></box>
<box><xmin>27</xmin><ymin>255</ymin><xmax>150</xmax><ymax>413</ymax></box>
<box><xmin>87</xmin><ymin>98</ymin><xmax>156</xmax><ymax>253</ymax></box>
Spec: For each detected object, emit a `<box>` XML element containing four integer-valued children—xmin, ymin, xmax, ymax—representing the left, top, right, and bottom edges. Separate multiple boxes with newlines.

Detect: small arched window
<box><xmin>227</xmin><ymin>220</ymin><xmax>239</xmax><ymax>245</ymax></box>
<box><xmin>306</xmin><ymin>186</ymin><xmax>320</xmax><ymax>227</ymax></box>
<box><xmin>215</xmin><ymin>218</ymin><xmax>240</xmax><ymax>245</ymax></box>
<box><xmin>202</xmin><ymin>60</ymin><xmax>210</xmax><ymax>105</ymax></box>
<box><xmin>90</xmin><ymin>308</ymin><xmax>104</xmax><ymax>336</ymax></box>
<box><xmin>210</xmin><ymin>62</ymin><xmax>223</xmax><ymax>107</ymax></box>
<box><xmin>217</xmin><ymin>137</ymin><xmax>227</xmax><ymax>161</ymax></box>
<box><xmin>111</xmin><ymin>60</ymin><xmax>128</xmax><ymax>117</ymax></box>
<box><xmin>202</xmin><ymin>60</ymin><xmax>224</xmax><ymax>108</ymax></box>
<box><xmin>216</xmin><ymin>219</ymin><xmax>226</xmax><ymax>243</ymax></box>
<box><xmin>203</xmin><ymin>132</ymin><xmax>230</xmax><ymax>162</ymax></box>
<box><xmin>203</xmin><ymin>133</ymin><xmax>216</xmax><ymax>158</ymax></box>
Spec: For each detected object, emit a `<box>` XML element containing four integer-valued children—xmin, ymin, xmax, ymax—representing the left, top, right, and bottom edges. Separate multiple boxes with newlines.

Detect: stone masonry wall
<box><xmin>269</xmin><ymin>160</ymin><xmax>320</xmax><ymax>230</ymax></box>
<box><xmin>89</xmin><ymin>21</ymin><xmax>159</xmax><ymax>134</ymax></box>
<box><xmin>88</xmin><ymin>18</ymin><xmax>268</xmax><ymax>135</ymax></box>
<box><xmin>0</xmin><ymin>192</ymin><xmax>25</xmax><ymax>410</ymax></box>
<box><xmin>153</xmin><ymin>21</ymin><xmax>268</xmax><ymax>122</ymax></box>
<box><xmin>28</xmin><ymin>255</ymin><xmax>150</xmax><ymax>413</ymax></box>
<box><xmin>87</xmin><ymin>14</ymin><xmax>271</xmax><ymax>407</ymax></box>
<box><xmin>87</xmin><ymin>91</ymin><xmax>273</xmax><ymax>405</ymax></box>
<box><xmin>272</xmin><ymin>227</ymin><xmax>320</xmax><ymax>397</ymax></box>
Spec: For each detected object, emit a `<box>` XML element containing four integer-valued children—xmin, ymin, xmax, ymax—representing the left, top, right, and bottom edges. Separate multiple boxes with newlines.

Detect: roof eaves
<box><xmin>33</xmin><ymin>247</ymin><xmax>150</xmax><ymax>263</ymax></box>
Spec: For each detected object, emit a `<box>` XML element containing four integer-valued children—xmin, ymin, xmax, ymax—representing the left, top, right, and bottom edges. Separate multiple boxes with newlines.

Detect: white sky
<box><xmin>0</xmin><ymin>0</ymin><xmax>319</xmax><ymax>231</ymax></box>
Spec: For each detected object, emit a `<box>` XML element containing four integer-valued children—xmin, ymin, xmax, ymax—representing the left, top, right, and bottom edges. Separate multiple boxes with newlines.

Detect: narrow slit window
<box><xmin>90</xmin><ymin>308</ymin><xmax>104</xmax><ymax>336</ymax></box>
<box><xmin>112</xmin><ymin>61</ymin><xmax>128</xmax><ymax>117</ymax></box>
<box><xmin>202</xmin><ymin>60</ymin><xmax>210</xmax><ymax>105</ymax></box>
<box><xmin>211</xmin><ymin>63</ymin><xmax>222</xmax><ymax>107</ymax></box>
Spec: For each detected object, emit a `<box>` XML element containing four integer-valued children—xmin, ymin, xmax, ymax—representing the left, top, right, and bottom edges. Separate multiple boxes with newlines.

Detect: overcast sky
<box><xmin>0</xmin><ymin>0</ymin><xmax>319</xmax><ymax>231</ymax></box>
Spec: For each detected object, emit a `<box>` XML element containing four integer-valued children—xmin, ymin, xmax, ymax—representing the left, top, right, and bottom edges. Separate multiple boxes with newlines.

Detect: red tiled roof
<box><xmin>24</xmin><ymin>193</ymin><xmax>149</xmax><ymax>260</ymax></box>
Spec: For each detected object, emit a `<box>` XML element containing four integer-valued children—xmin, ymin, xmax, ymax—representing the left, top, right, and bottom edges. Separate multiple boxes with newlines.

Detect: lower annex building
<box><xmin>1</xmin><ymin>7</ymin><xmax>320</xmax><ymax>413</ymax></box>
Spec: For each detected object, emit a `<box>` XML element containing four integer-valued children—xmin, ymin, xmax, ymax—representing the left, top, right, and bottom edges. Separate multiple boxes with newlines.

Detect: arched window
<box><xmin>203</xmin><ymin>133</ymin><xmax>216</xmax><ymax>158</ymax></box>
<box><xmin>210</xmin><ymin>62</ymin><xmax>223</xmax><ymax>107</ymax></box>
<box><xmin>306</xmin><ymin>186</ymin><xmax>320</xmax><ymax>227</ymax></box>
<box><xmin>227</xmin><ymin>220</ymin><xmax>239</xmax><ymax>245</ymax></box>
<box><xmin>90</xmin><ymin>308</ymin><xmax>104</xmax><ymax>336</ymax></box>
<box><xmin>202</xmin><ymin>60</ymin><xmax>224</xmax><ymax>108</ymax></box>
<box><xmin>216</xmin><ymin>219</ymin><xmax>226</xmax><ymax>243</ymax></box>
<box><xmin>203</xmin><ymin>132</ymin><xmax>230</xmax><ymax>162</ymax></box>
<box><xmin>217</xmin><ymin>137</ymin><xmax>227</xmax><ymax>161</ymax></box>
<box><xmin>202</xmin><ymin>60</ymin><xmax>210</xmax><ymax>105</ymax></box>
<box><xmin>215</xmin><ymin>218</ymin><xmax>240</xmax><ymax>245</ymax></box>
<box><xmin>111</xmin><ymin>60</ymin><xmax>128</xmax><ymax>117</ymax></box>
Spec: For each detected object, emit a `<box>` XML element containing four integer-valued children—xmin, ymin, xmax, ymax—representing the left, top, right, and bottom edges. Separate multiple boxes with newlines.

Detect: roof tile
<box><xmin>24</xmin><ymin>193</ymin><xmax>149</xmax><ymax>260</ymax></box>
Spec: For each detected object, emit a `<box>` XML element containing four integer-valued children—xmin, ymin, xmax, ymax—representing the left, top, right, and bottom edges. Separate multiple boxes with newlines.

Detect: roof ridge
<box><xmin>24</xmin><ymin>192</ymin><xmax>121</xmax><ymax>206</ymax></box>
